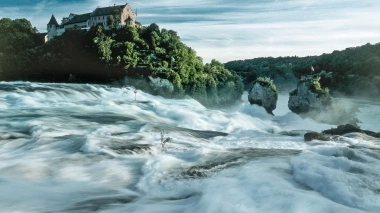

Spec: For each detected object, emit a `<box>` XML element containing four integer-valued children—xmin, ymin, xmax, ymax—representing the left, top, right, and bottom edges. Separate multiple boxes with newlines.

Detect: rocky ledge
<box><xmin>304</xmin><ymin>124</ymin><xmax>380</xmax><ymax>141</ymax></box>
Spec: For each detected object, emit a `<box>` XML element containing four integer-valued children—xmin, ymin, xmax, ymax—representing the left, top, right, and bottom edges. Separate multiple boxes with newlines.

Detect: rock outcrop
<box><xmin>304</xmin><ymin>124</ymin><xmax>380</xmax><ymax>141</ymax></box>
<box><xmin>248</xmin><ymin>77</ymin><xmax>278</xmax><ymax>115</ymax></box>
<box><xmin>288</xmin><ymin>76</ymin><xmax>332</xmax><ymax>114</ymax></box>
<box><xmin>304</xmin><ymin>131</ymin><xmax>332</xmax><ymax>141</ymax></box>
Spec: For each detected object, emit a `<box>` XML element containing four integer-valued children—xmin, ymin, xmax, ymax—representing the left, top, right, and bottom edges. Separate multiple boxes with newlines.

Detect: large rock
<box><xmin>248</xmin><ymin>78</ymin><xmax>278</xmax><ymax>115</ymax></box>
<box><xmin>304</xmin><ymin>124</ymin><xmax>380</xmax><ymax>141</ymax></box>
<box><xmin>322</xmin><ymin>124</ymin><xmax>380</xmax><ymax>138</ymax></box>
<box><xmin>288</xmin><ymin>77</ymin><xmax>332</xmax><ymax>114</ymax></box>
<box><xmin>304</xmin><ymin>131</ymin><xmax>332</xmax><ymax>141</ymax></box>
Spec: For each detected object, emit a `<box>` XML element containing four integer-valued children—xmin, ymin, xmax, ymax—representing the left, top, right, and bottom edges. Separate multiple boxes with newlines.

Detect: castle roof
<box><xmin>48</xmin><ymin>14</ymin><xmax>59</xmax><ymax>26</ymax></box>
<box><xmin>90</xmin><ymin>5</ymin><xmax>126</xmax><ymax>17</ymax></box>
<box><xmin>63</xmin><ymin>13</ymin><xmax>91</xmax><ymax>25</ymax></box>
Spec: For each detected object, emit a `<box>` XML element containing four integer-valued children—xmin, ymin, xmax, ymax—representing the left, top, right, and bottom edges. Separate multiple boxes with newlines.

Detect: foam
<box><xmin>291</xmin><ymin>147</ymin><xmax>380</xmax><ymax>211</ymax></box>
<box><xmin>1</xmin><ymin>82</ymin><xmax>379</xmax><ymax>212</ymax></box>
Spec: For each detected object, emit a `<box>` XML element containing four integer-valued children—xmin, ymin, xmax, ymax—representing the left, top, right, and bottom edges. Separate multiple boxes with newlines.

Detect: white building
<box><xmin>47</xmin><ymin>14</ymin><xmax>59</xmax><ymax>41</ymax></box>
<box><xmin>47</xmin><ymin>3</ymin><xmax>137</xmax><ymax>41</ymax></box>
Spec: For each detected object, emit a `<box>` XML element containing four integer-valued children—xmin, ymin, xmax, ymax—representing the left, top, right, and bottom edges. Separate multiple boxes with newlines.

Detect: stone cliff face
<box><xmin>288</xmin><ymin>78</ymin><xmax>332</xmax><ymax>114</ymax></box>
<box><xmin>248</xmin><ymin>81</ymin><xmax>277</xmax><ymax>115</ymax></box>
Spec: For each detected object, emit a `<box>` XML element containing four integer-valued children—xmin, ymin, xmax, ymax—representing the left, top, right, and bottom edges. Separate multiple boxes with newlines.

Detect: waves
<box><xmin>1</xmin><ymin>81</ymin><xmax>380</xmax><ymax>212</ymax></box>
<box><xmin>292</xmin><ymin>145</ymin><xmax>380</xmax><ymax>211</ymax></box>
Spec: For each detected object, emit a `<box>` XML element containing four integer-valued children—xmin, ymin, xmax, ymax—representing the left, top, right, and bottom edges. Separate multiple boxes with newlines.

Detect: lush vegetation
<box><xmin>255</xmin><ymin>77</ymin><xmax>278</xmax><ymax>98</ymax></box>
<box><xmin>225</xmin><ymin>43</ymin><xmax>380</xmax><ymax>98</ymax></box>
<box><xmin>225</xmin><ymin>57</ymin><xmax>299</xmax><ymax>91</ymax></box>
<box><xmin>308</xmin><ymin>76</ymin><xmax>330</xmax><ymax>95</ymax></box>
<box><xmin>0</xmin><ymin>18</ymin><xmax>243</xmax><ymax>106</ymax></box>
<box><xmin>289</xmin><ymin>76</ymin><xmax>330</xmax><ymax>96</ymax></box>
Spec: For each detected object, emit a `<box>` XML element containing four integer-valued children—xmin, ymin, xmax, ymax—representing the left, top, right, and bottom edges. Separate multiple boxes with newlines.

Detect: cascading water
<box><xmin>0</xmin><ymin>82</ymin><xmax>379</xmax><ymax>213</ymax></box>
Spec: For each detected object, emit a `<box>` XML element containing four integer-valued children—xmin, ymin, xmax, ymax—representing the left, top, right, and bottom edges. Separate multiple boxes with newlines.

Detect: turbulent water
<box><xmin>1</xmin><ymin>82</ymin><xmax>380</xmax><ymax>213</ymax></box>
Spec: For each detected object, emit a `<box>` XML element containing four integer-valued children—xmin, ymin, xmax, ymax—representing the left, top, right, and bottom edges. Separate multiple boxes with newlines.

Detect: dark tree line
<box><xmin>0</xmin><ymin>18</ymin><xmax>243</xmax><ymax>106</ymax></box>
<box><xmin>225</xmin><ymin>42</ymin><xmax>380</xmax><ymax>98</ymax></box>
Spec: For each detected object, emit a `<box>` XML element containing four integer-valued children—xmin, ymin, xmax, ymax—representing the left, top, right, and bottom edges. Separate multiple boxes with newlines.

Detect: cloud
<box><xmin>1</xmin><ymin>0</ymin><xmax>380</xmax><ymax>63</ymax></box>
<box><xmin>0</xmin><ymin>7</ymin><xmax>22</xmax><ymax>19</ymax></box>
<box><xmin>33</xmin><ymin>0</ymin><xmax>49</xmax><ymax>16</ymax></box>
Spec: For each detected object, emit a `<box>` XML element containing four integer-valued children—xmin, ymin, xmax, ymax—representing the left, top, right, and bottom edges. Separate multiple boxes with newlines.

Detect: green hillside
<box><xmin>225</xmin><ymin>43</ymin><xmax>380</xmax><ymax>98</ymax></box>
<box><xmin>0</xmin><ymin>18</ymin><xmax>243</xmax><ymax>106</ymax></box>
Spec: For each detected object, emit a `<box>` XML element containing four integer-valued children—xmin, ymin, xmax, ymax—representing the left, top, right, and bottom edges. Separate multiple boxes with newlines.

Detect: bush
<box><xmin>255</xmin><ymin>77</ymin><xmax>278</xmax><ymax>98</ymax></box>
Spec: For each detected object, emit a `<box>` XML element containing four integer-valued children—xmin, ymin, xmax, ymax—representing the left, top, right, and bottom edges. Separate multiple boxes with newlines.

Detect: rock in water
<box><xmin>248</xmin><ymin>77</ymin><xmax>278</xmax><ymax>115</ymax></box>
<box><xmin>322</xmin><ymin>124</ymin><xmax>380</xmax><ymax>138</ymax></box>
<box><xmin>288</xmin><ymin>76</ymin><xmax>332</xmax><ymax>114</ymax></box>
<box><xmin>304</xmin><ymin>131</ymin><xmax>332</xmax><ymax>141</ymax></box>
<box><xmin>304</xmin><ymin>124</ymin><xmax>380</xmax><ymax>141</ymax></box>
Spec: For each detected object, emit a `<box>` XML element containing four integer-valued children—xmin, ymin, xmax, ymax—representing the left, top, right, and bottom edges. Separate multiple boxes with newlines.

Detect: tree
<box><xmin>106</xmin><ymin>7</ymin><xmax>121</xmax><ymax>28</ymax></box>
<box><xmin>0</xmin><ymin>18</ymin><xmax>245</xmax><ymax>106</ymax></box>
<box><xmin>122</xmin><ymin>41</ymin><xmax>138</xmax><ymax>68</ymax></box>
<box><xmin>0</xmin><ymin>18</ymin><xmax>39</xmax><ymax>54</ymax></box>
<box><xmin>106</xmin><ymin>15</ymin><xmax>115</xmax><ymax>29</ymax></box>
<box><xmin>93</xmin><ymin>25</ymin><xmax>113</xmax><ymax>62</ymax></box>
<box><xmin>61</xmin><ymin>17</ymin><xmax>69</xmax><ymax>25</ymax></box>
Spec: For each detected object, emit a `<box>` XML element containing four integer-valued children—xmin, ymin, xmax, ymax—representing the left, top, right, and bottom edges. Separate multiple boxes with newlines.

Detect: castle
<box><xmin>47</xmin><ymin>2</ymin><xmax>139</xmax><ymax>41</ymax></box>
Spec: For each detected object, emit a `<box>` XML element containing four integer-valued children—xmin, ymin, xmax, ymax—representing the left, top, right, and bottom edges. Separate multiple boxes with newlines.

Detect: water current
<box><xmin>0</xmin><ymin>82</ymin><xmax>379</xmax><ymax>213</ymax></box>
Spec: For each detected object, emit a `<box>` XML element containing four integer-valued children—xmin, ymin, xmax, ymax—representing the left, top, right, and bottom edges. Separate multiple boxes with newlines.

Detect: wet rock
<box><xmin>322</xmin><ymin>124</ymin><xmax>361</xmax><ymax>135</ymax></box>
<box><xmin>304</xmin><ymin>124</ymin><xmax>380</xmax><ymax>141</ymax></box>
<box><xmin>288</xmin><ymin>76</ymin><xmax>332</xmax><ymax>114</ymax></box>
<box><xmin>304</xmin><ymin>132</ymin><xmax>323</xmax><ymax>141</ymax></box>
<box><xmin>323</xmin><ymin>124</ymin><xmax>380</xmax><ymax>138</ymax></box>
<box><xmin>304</xmin><ymin>131</ymin><xmax>333</xmax><ymax>141</ymax></box>
<box><xmin>248</xmin><ymin>77</ymin><xmax>278</xmax><ymax>115</ymax></box>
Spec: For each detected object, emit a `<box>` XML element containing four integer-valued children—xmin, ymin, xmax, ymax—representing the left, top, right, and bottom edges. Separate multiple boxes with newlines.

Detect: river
<box><xmin>0</xmin><ymin>82</ymin><xmax>379</xmax><ymax>213</ymax></box>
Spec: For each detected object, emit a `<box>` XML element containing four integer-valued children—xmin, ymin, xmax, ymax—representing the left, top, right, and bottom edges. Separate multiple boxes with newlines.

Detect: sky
<box><xmin>1</xmin><ymin>0</ymin><xmax>380</xmax><ymax>63</ymax></box>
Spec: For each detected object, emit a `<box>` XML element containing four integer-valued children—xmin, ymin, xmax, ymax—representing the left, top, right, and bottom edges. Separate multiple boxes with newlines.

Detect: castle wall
<box><xmin>120</xmin><ymin>4</ymin><xmax>135</xmax><ymax>26</ymax></box>
<box><xmin>47</xmin><ymin>25</ymin><xmax>57</xmax><ymax>41</ymax></box>
<box><xmin>64</xmin><ymin>20</ymin><xmax>90</xmax><ymax>29</ymax></box>
<box><xmin>89</xmin><ymin>16</ymin><xmax>108</xmax><ymax>28</ymax></box>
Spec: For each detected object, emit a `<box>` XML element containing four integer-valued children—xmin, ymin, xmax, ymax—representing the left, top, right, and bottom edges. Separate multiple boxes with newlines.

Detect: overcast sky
<box><xmin>1</xmin><ymin>0</ymin><xmax>380</xmax><ymax>63</ymax></box>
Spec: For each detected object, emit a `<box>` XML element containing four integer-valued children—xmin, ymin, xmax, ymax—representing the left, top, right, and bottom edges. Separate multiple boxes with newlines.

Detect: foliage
<box><xmin>93</xmin><ymin>25</ymin><xmax>113</xmax><ymax>62</ymax></box>
<box><xmin>225</xmin><ymin>42</ymin><xmax>380</xmax><ymax>99</ymax></box>
<box><xmin>307</xmin><ymin>76</ymin><xmax>330</xmax><ymax>96</ymax></box>
<box><xmin>0</xmin><ymin>18</ymin><xmax>41</xmax><ymax>54</ymax></box>
<box><xmin>289</xmin><ymin>76</ymin><xmax>331</xmax><ymax>98</ymax></box>
<box><xmin>255</xmin><ymin>77</ymin><xmax>277</xmax><ymax>95</ymax></box>
<box><xmin>106</xmin><ymin>7</ymin><xmax>121</xmax><ymax>28</ymax></box>
<box><xmin>0</xmin><ymin>18</ymin><xmax>44</xmax><ymax>79</ymax></box>
<box><xmin>0</xmin><ymin>19</ymin><xmax>243</xmax><ymax>106</ymax></box>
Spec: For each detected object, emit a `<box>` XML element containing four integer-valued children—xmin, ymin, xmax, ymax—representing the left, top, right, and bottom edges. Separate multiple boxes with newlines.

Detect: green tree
<box><xmin>93</xmin><ymin>25</ymin><xmax>113</xmax><ymax>62</ymax></box>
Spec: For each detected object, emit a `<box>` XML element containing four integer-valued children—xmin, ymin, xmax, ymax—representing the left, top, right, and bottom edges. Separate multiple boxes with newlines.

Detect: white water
<box><xmin>0</xmin><ymin>82</ymin><xmax>379</xmax><ymax>213</ymax></box>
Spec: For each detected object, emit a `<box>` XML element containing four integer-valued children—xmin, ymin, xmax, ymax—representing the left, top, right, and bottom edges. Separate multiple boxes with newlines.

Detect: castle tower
<box><xmin>47</xmin><ymin>14</ymin><xmax>59</xmax><ymax>41</ymax></box>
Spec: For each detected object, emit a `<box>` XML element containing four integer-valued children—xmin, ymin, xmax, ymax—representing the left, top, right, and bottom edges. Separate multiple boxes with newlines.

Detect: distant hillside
<box><xmin>225</xmin><ymin>43</ymin><xmax>380</xmax><ymax>98</ymax></box>
<box><xmin>0</xmin><ymin>18</ymin><xmax>243</xmax><ymax>106</ymax></box>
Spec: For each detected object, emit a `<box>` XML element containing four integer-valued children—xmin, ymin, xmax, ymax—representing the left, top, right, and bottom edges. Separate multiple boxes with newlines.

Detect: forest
<box><xmin>225</xmin><ymin>42</ymin><xmax>380</xmax><ymax>98</ymax></box>
<box><xmin>0</xmin><ymin>18</ymin><xmax>243</xmax><ymax>106</ymax></box>
<box><xmin>2</xmin><ymin>17</ymin><xmax>379</xmax><ymax>105</ymax></box>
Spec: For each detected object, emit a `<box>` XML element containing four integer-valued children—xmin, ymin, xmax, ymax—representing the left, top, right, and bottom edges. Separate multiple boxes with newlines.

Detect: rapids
<box><xmin>0</xmin><ymin>82</ymin><xmax>379</xmax><ymax>213</ymax></box>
